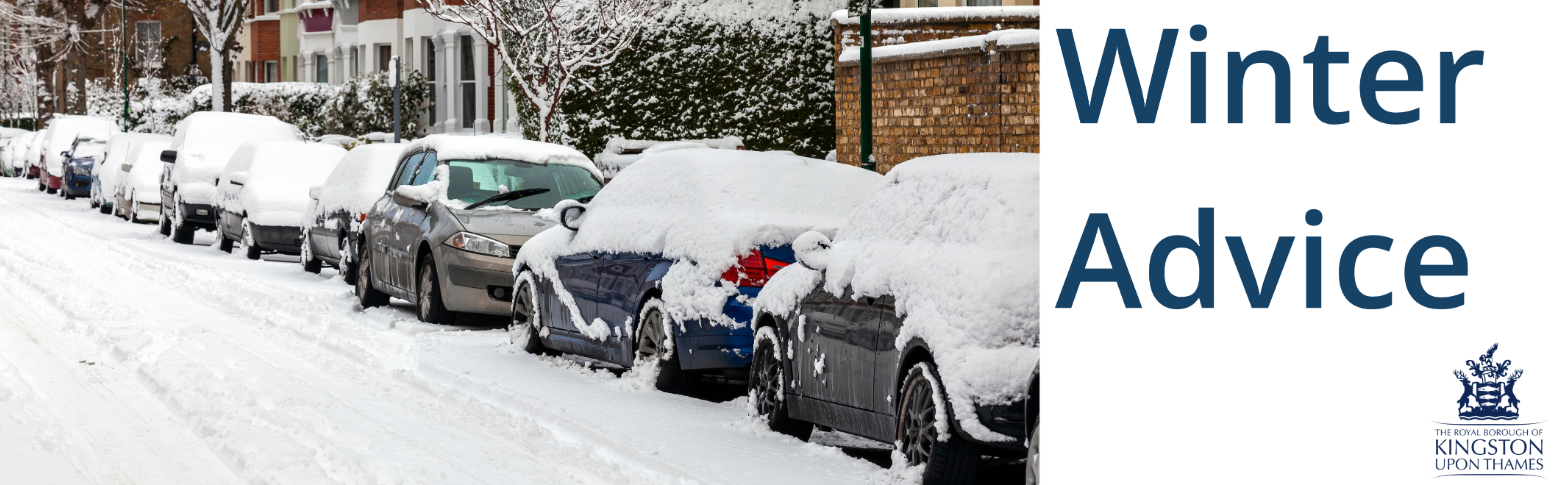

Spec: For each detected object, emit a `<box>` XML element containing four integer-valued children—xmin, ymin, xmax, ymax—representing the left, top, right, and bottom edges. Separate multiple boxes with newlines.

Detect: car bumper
<box><xmin>64</xmin><ymin>177</ymin><xmax>91</xmax><ymax>194</ymax></box>
<box><xmin>46</xmin><ymin>175</ymin><xmax>61</xmax><ymax>189</ymax></box>
<box><xmin>250</xmin><ymin>224</ymin><xmax>304</xmax><ymax>254</ymax></box>
<box><xmin>671</xmin><ymin>287</ymin><xmax>759</xmax><ymax>371</ymax></box>
<box><xmin>178</xmin><ymin>202</ymin><xmax>217</xmax><ymax>229</ymax></box>
<box><xmin>964</xmin><ymin>399</ymin><xmax>1031</xmax><ymax>451</ymax></box>
<box><xmin>437</xmin><ymin>245</ymin><xmax>516</xmax><ymax>315</ymax></box>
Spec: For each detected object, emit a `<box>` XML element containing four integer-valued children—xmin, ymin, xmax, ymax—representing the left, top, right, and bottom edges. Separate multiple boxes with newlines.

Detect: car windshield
<box><xmin>443</xmin><ymin>159</ymin><xmax>601</xmax><ymax>210</ymax></box>
<box><xmin>74</xmin><ymin>141</ymin><xmax>106</xmax><ymax>159</ymax></box>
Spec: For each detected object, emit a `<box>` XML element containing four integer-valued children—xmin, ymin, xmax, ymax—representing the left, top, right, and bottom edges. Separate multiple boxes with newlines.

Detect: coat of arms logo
<box><xmin>1454</xmin><ymin>343</ymin><xmax>1524</xmax><ymax>421</ymax></box>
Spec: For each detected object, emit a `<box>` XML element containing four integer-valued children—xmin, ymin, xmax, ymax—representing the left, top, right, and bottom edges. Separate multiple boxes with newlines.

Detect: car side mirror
<box><xmin>308</xmin><ymin>185</ymin><xmax>322</xmax><ymax>200</ymax></box>
<box><xmin>120</xmin><ymin>163</ymin><xmax>132</xmax><ymax>172</ymax></box>
<box><xmin>160</xmin><ymin>150</ymin><xmax>177</xmax><ymax>163</ymax></box>
<box><xmin>393</xmin><ymin>185</ymin><xmax>429</xmax><ymax>209</ymax></box>
<box><xmin>559</xmin><ymin>205</ymin><xmax>587</xmax><ymax>231</ymax></box>
<box><xmin>61</xmin><ymin>151</ymin><xmax>70</xmax><ymax>158</ymax></box>
<box><xmin>793</xmin><ymin>231</ymin><xmax>832</xmax><ymax>271</ymax></box>
<box><xmin>227</xmin><ymin>171</ymin><xmax>249</xmax><ymax>186</ymax></box>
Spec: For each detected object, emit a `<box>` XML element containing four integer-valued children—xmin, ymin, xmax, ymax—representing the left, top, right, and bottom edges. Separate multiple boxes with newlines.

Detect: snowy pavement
<box><xmin>0</xmin><ymin>177</ymin><xmax>911</xmax><ymax>484</ymax></box>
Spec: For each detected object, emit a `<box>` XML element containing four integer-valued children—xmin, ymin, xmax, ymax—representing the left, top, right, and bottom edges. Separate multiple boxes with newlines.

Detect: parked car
<box><xmin>91</xmin><ymin>133</ymin><xmax>146</xmax><ymax>213</ymax></box>
<box><xmin>745</xmin><ymin>153</ymin><xmax>1039</xmax><ymax>485</ymax></box>
<box><xmin>114</xmin><ymin>135</ymin><xmax>174</xmax><ymax>223</ymax></box>
<box><xmin>37</xmin><ymin>115</ymin><xmax>119</xmax><ymax>195</ymax></box>
<box><xmin>215</xmin><ymin>140</ymin><xmax>347</xmax><ymax>260</ymax></box>
<box><xmin>301</xmin><ymin>143</ymin><xmax>405</xmax><ymax>280</ymax></box>
<box><xmin>22</xmin><ymin>131</ymin><xmax>44</xmax><ymax>180</ymax></box>
<box><xmin>506</xmin><ymin>149</ymin><xmax>881</xmax><ymax>394</ymax></box>
<box><xmin>355</xmin><ymin>135</ymin><xmax>602</xmax><ymax>327</ymax></box>
<box><xmin>160</xmin><ymin>112</ymin><xmax>304</xmax><ymax>244</ymax></box>
<box><xmin>61</xmin><ymin>131</ymin><xmax>110</xmax><ymax>200</ymax></box>
<box><xmin>0</xmin><ymin>128</ymin><xmax>27</xmax><ymax>177</ymax></box>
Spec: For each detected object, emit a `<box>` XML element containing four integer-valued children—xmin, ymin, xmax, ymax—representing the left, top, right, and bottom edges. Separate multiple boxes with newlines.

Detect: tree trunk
<box><xmin>210</xmin><ymin>48</ymin><xmax>227</xmax><ymax>112</ymax></box>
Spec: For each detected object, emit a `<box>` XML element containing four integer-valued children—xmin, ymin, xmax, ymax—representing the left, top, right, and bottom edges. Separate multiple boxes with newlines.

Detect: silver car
<box><xmin>355</xmin><ymin>135</ymin><xmax>604</xmax><ymax>324</ymax></box>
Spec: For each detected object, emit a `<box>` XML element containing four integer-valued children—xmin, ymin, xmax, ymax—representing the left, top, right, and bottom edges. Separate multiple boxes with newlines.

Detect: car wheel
<box><xmin>158</xmin><ymin>207</ymin><xmax>171</xmax><ymax>235</ymax></box>
<box><xmin>1025</xmin><ymin>421</ymin><xmax>1039</xmax><ymax>485</ymax></box>
<box><xmin>355</xmin><ymin>246</ymin><xmax>389</xmax><ymax>308</ymax></box>
<box><xmin>636</xmin><ymin>300</ymin><xmax>693</xmax><ymax>394</ymax></box>
<box><xmin>240</xmin><ymin>223</ymin><xmax>261</xmax><ymax>260</ymax></box>
<box><xmin>898</xmin><ymin>362</ymin><xmax>981</xmax><ymax>485</ymax></box>
<box><xmin>508</xmin><ymin>277</ymin><xmax>557</xmax><ymax>356</ymax></box>
<box><xmin>90</xmin><ymin>199</ymin><xmax>99</xmax><ymax>209</ymax></box>
<box><xmin>417</xmin><ymin>258</ymin><xmax>456</xmax><ymax>325</ymax></box>
<box><xmin>47</xmin><ymin>187</ymin><xmax>56</xmax><ymax>194</ymax></box>
<box><xmin>127</xmin><ymin>200</ymin><xmax>139</xmax><ymax>222</ymax></box>
<box><xmin>301</xmin><ymin>240</ymin><xmax>322</xmax><ymax>274</ymax></box>
<box><xmin>98</xmin><ymin>203</ymin><xmax>111</xmax><ymax>214</ymax></box>
<box><xmin>37</xmin><ymin>182</ymin><xmax>44</xmax><ymax>192</ymax></box>
<box><xmin>750</xmin><ymin>326</ymin><xmax>812</xmax><ymax>441</ymax></box>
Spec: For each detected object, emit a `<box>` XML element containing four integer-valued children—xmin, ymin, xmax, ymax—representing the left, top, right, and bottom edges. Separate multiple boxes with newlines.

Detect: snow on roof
<box><xmin>168</xmin><ymin>112</ymin><xmax>304</xmax><ymax>206</ymax></box>
<box><xmin>406</xmin><ymin>134</ymin><xmax>601</xmax><ymax>180</ymax></box>
<box><xmin>219</xmin><ymin>140</ymin><xmax>348</xmax><ymax>227</ymax></box>
<box><xmin>753</xmin><ymin>152</ymin><xmax>1038</xmax><ymax>442</ymax></box>
<box><xmin>516</xmin><ymin>149</ymin><xmax>883</xmax><ymax>329</ymax></box>
<box><xmin>831</xmin><ymin>6</ymin><xmax>1039</xmax><ymax>25</ymax></box>
<box><xmin>838</xmin><ymin>28</ymin><xmax>1039</xmax><ymax>64</ymax></box>
<box><xmin>314</xmin><ymin>143</ymin><xmax>406</xmax><ymax>218</ymax></box>
<box><xmin>122</xmin><ymin>135</ymin><xmax>174</xmax><ymax>202</ymax></box>
<box><xmin>593</xmin><ymin>136</ymin><xmax>745</xmax><ymax>178</ymax></box>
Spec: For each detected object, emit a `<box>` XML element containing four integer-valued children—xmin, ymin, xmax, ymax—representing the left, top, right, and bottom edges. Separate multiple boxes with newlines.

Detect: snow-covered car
<box><xmin>160</xmin><ymin>112</ymin><xmax>305</xmax><ymax>244</ymax></box>
<box><xmin>91</xmin><ymin>133</ymin><xmax>145</xmax><ymax>213</ymax></box>
<box><xmin>0</xmin><ymin>128</ymin><xmax>28</xmax><ymax>177</ymax></box>
<box><xmin>355</xmin><ymin>135</ymin><xmax>600</xmax><ymax>325</ymax></box>
<box><xmin>301</xmin><ymin>143</ymin><xmax>405</xmax><ymax>280</ymax></box>
<box><xmin>23</xmin><ymin>131</ymin><xmax>45</xmax><ymax>181</ymax></box>
<box><xmin>37</xmin><ymin>115</ymin><xmax>119</xmax><ymax>194</ymax></box>
<box><xmin>746</xmin><ymin>153</ymin><xmax>1039</xmax><ymax>485</ymax></box>
<box><xmin>114</xmin><ymin>135</ymin><xmax>174</xmax><ymax>223</ymax></box>
<box><xmin>61</xmin><ymin>131</ymin><xmax>111</xmax><ymax>200</ymax></box>
<box><xmin>507</xmin><ymin>149</ymin><xmax>881</xmax><ymax>394</ymax></box>
<box><xmin>215</xmin><ymin>140</ymin><xmax>347</xmax><ymax>260</ymax></box>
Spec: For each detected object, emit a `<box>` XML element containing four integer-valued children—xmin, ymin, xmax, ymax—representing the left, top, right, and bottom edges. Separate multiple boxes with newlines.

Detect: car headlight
<box><xmin>73</xmin><ymin>167</ymin><xmax>91</xmax><ymax>176</ymax></box>
<box><xmin>445</xmin><ymin>232</ymin><xmax>510</xmax><ymax>258</ymax></box>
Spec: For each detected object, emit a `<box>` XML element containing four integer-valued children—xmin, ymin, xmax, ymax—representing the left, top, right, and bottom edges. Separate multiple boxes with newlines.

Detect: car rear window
<box><xmin>444</xmin><ymin>159</ymin><xmax>601</xmax><ymax>210</ymax></box>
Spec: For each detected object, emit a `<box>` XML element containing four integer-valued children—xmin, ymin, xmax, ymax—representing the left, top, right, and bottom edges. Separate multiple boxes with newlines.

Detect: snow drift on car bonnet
<box><xmin>516</xmin><ymin>149</ymin><xmax>883</xmax><ymax>329</ymax></box>
<box><xmin>754</xmin><ymin>152</ymin><xmax>1039</xmax><ymax>442</ymax></box>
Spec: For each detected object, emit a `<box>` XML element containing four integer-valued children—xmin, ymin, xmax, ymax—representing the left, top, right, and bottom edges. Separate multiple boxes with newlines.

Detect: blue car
<box><xmin>61</xmin><ymin>132</ymin><xmax>109</xmax><ymax>201</ymax></box>
<box><xmin>509</xmin><ymin>148</ymin><xmax>883</xmax><ymax>394</ymax></box>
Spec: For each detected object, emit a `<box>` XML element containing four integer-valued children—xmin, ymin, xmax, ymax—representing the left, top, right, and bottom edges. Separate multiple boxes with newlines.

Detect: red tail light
<box><xmin>721</xmin><ymin>250</ymin><xmax>791</xmax><ymax>288</ymax></box>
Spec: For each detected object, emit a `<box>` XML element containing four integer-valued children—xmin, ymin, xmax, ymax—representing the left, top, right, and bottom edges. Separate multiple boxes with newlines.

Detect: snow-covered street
<box><xmin>0</xmin><ymin>176</ymin><xmax>928</xmax><ymax>484</ymax></box>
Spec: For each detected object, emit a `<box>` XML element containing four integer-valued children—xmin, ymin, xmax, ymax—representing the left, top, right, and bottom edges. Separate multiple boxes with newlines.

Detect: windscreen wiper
<box><xmin>465</xmin><ymin>188</ymin><xmax>550</xmax><ymax>210</ymax></box>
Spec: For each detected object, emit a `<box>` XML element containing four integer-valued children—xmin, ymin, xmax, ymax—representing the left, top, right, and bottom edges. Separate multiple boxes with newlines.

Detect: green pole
<box><xmin>859</xmin><ymin>4</ymin><xmax>874</xmax><ymax>172</ymax></box>
<box><xmin>121</xmin><ymin>0</ymin><xmax>128</xmax><ymax>127</ymax></box>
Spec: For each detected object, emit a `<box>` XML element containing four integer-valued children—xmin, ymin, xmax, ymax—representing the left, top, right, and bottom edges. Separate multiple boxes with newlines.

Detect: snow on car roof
<box><xmin>168</xmin><ymin>112</ymin><xmax>304</xmax><ymax>205</ymax></box>
<box><xmin>405</xmin><ymin>134</ymin><xmax>602</xmax><ymax>180</ymax></box>
<box><xmin>124</xmin><ymin>136</ymin><xmax>174</xmax><ymax>199</ymax></box>
<box><xmin>753</xmin><ymin>152</ymin><xmax>1039</xmax><ymax>443</ymax></box>
<box><xmin>517</xmin><ymin>149</ymin><xmax>882</xmax><ymax>329</ymax></box>
<box><xmin>316</xmin><ymin>143</ymin><xmax>406</xmax><ymax>217</ymax></box>
<box><xmin>222</xmin><ymin>140</ymin><xmax>348</xmax><ymax>227</ymax></box>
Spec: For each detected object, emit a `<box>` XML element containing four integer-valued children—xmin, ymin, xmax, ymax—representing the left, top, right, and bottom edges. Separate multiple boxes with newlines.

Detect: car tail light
<box><xmin>358</xmin><ymin>212</ymin><xmax>366</xmax><ymax>222</ymax></box>
<box><xmin>720</xmin><ymin>250</ymin><xmax>791</xmax><ymax>287</ymax></box>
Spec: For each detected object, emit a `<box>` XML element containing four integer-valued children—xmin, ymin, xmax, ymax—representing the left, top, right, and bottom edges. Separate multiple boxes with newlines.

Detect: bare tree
<box><xmin>419</xmin><ymin>0</ymin><xmax>666</xmax><ymax>142</ymax></box>
<box><xmin>0</xmin><ymin>0</ymin><xmax>128</xmax><ymax>119</ymax></box>
<box><xmin>179</xmin><ymin>0</ymin><xmax>245</xmax><ymax>112</ymax></box>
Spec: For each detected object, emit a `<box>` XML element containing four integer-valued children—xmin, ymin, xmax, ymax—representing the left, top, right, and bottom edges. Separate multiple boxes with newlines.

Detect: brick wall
<box><xmin>832</xmin><ymin>12</ymin><xmax>1039</xmax><ymax>173</ymax></box>
<box><xmin>360</xmin><ymin>0</ymin><xmax>402</xmax><ymax>22</ymax></box>
<box><xmin>251</xmin><ymin>20</ymin><xmax>280</xmax><ymax>62</ymax></box>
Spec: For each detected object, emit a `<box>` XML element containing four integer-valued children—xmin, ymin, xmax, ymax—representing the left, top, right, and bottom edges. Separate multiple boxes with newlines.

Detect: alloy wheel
<box><xmin>510</xmin><ymin>282</ymin><xmax>536</xmax><ymax>345</ymax></box>
<box><xmin>752</xmin><ymin>338</ymin><xmax>783</xmax><ymax>417</ymax></box>
<box><xmin>901</xmin><ymin>374</ymin><xmax>938</xmax><ymax>466</ymax></box>
<box><xmin>636</xmin><ymin>308</ymin><xmax>667</xmax><ymax>362</ymax></box>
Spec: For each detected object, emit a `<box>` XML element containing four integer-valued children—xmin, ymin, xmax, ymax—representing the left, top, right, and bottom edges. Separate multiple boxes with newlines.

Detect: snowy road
<box><xmin>0</xmin><ymin>177</ymin><xmax>905</xmax><ymax>485</ymax></box>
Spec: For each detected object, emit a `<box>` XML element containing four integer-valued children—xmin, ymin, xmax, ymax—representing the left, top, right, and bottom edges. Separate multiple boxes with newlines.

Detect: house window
<box><xmin>316</xmin><ymin>55</ymin><xmax>328</xmax><ymax>82</ymax></box>
<box><xmin>917</xmin><ymin>0</ymin><xmax>937</xmax><ymax>6</ymax></box>
<box><xmin>265</xmin><ymin>0</ymin><xmax>277</xmax><ymax>13</ymax></box>
<box><xmin>378</xmin><ymin>45</ymin><xmax>391</xmax><ymax>72</ymax></box>
<box><xmin>264</xmin><ymin>61</ymin><xmax>278</xmax><ymax>83</ymax></box>
<box><xmin>460</xmin><ymin>35</ymin><xmax>475</xmax><ymax>129</ymax></box>
<box><xmin>425</xmin><ymin>38</ymin><xmax>436</xmax><ymax>126</ymax></box>
<box><xmin>965</xmin><ymin>0</ymin><xmax>1000</xmax><ymax>5</ymax></box>
<box><xmin>134</xmin><ymin>21</ymin><xmax>161</xmax><ymax>65</ymax></box>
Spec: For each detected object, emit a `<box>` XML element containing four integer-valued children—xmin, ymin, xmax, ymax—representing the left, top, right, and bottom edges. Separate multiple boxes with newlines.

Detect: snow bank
<box><xmin>406</xmin><ymin>134</ymin><xmax>602</xmax><ymax>180</ymax></box>
<box><xmin>122</xmin><ymin>136</ymin><xmax>174</xmax><ymax>203</ymax></box>
<box><xmin>168</xmin><ymin>112</ymin><xmax>305</xmax><ymax>206</ymax></box>
<box><xmin>830</xmin><ymin>6</ymin><xmax>1040</xmax><ymax>25</ymax></box>
<box><xmin>752</xmin><ymin>153</ymin><xmax>1039</xmax><ymax>442</ymax></box>
<box><xmin>838</xmin><ymin>28</ymin><xmax>1039</xmax><ymax>64</ymax></box>
<box><xmin>310</xmin><ymin>143</ymin><xmax>406</xmax><ymax>223</ymax></box>
<box><xmin>593</xmin><ymin>137</ymin><xmax>744</xmax><ymax>178</ymax></box>
<box><xmin>218</xmin><ymin>141</ymin><xmax>347</xmax><ymax>227</ymax></box>
<box><xmin>42</xmin><ymin>115</ymin><xmax>119</xmax><ymax>177</ymax></box>
<box><xmin>516</xmin><ymin>149</ymin><xmax>881</xmax><ymax>329</ymax></box>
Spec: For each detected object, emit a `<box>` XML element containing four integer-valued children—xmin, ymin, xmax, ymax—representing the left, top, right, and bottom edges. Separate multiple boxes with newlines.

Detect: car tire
<box><xmin>46</xmin><ymin>187</ymin><xmax>56</xmax><ymax>194</ymax></box>
<box><xmin>90</xmin><ymin>199</ymin><xmax>99</xmax><ymax>209</ymax></box>
<box><xmin>355</xmin><ymin>246</ymin><xmax>390</xmax><ymax>308</ymax></box>
<box><xmin>172</xmin><ymin>221</ymin><xmax>195</xmax><ymax>244</ymax></box>
<box><xmin>127</xmin><ymin>200</ymin><xmax>139</xmax><ymax>222</ymax></box>
<box><xmin>239</xmin><ymin>223</ymin><xmax>261</xmax><ymax>260</ymax></box>
<box><xmin>416</xmin><ymin>258</ymin><xmax>456</xmax><ymax>325</ymax></box>
<box><xmin>898</xmin><ymin>363</ymin><xmax>981</xmax><ymax>485</ymax></box>
<box><xmin>37</xmin><ymin>182</ymin><xmax>44</xmax><ymax>192</ymax></box>
<box><xmin>749</xmin><ymin>326</ymin><xmax>812</xmax><ymax>441</ymax></box>
<box><xmin>98</xmin><ymin>203</ymin><xmax>111</xmax><ymax>214</ymax></box>
<box><xmin>636</xmin><ymin>300</ymin><xmax>693</xmax><ymax>395</ymax></box>
<box><xmin>301</xmin><ymin>241</ymin><xmax>322</xmax><ymax>274</ymax></box>
<box><xmin>158</xmin><ymin>207</ymin><xmax>171</xmax><ymax>235</ymax></box>
<box><xmin>1025</xmin><ymin>422</ymin><xmax>1039</xmax><ymax>485</ymax></box>
<box><xmin>508</xmin><ymin>277</ymin><xmax>557</xmax><ymax>356</ymax></box>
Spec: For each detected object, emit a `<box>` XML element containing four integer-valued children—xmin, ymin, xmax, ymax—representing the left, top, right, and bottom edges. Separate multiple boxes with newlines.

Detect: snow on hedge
<box><xmin>592</xmin><ymin>136</ymin><xmax>743</xmax><ymax>178</ymax></box>
<box><xmin>218</xmin><ymin>140</ymin><xmax>347</xmax><ymax>227</ymax></box>
<box><xmin>516</xmin><ymin>149</ymin><xmax>881</xmax><ymax>332</ymax></box>
<box><xmin>829</xmin><ymin>5</ymin><xmax>1040</xmax><ymax>24</ymax></box>
<box><xmin>121</xmin><ymin>135</ymin><xmax>175</xmax><ymax>204</ymax></box>
<box><xmin>838</xmin><ymin>28</ymin><xmax>1039</xmax><ymax>64</ymax></box>
<box><xmin>752</xmin><ymin>153</ymin><xmax>1039</xmax><ymax>442</ymax></box>
<box><xmin>407</xmin><ymin>134</ymin><xmax>603</xmax><ymax>180</ymax></box>
<box><xmin>168</xmin><ymin>112</ymin><xmax>305</xmax><ymax>206</ymax></box>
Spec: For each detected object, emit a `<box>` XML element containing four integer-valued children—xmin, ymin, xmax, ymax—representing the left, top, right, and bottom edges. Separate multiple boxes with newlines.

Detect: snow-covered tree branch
<box><xmin>179</xmin><ymin>0</ymin><xmax>247</xmax><ymax>112</ymax></box>
<box><xmin>419</xmin><ymin>0</ymin><xmax>666</xmax><ymax>142</ymax></box>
